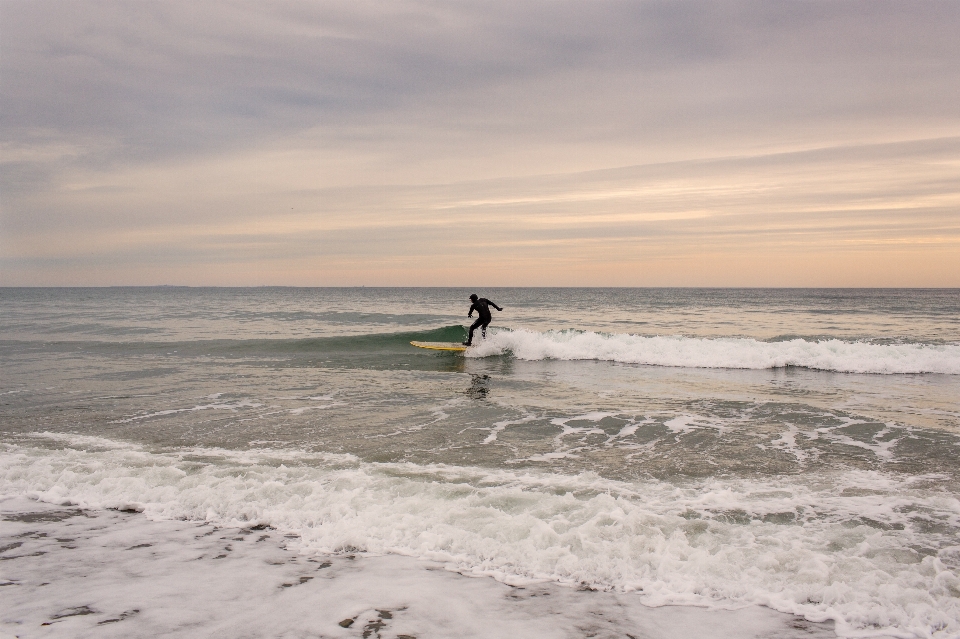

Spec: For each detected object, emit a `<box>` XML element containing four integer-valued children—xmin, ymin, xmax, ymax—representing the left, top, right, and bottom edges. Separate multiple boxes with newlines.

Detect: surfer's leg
<box><xmin>480</xmin><ymin>319</ymin><xmax>490</xmax><ymax>339</ymax></box>
<box><xmin>465</xmin><ymin>318</ymin><xmax>484</xmax><ymax>345</ymax></box>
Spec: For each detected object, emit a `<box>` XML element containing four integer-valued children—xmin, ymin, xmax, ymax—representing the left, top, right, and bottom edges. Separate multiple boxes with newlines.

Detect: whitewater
<box><xmin>469</xmin><ymin>329</ymin><xmax>960</xmax><ymax>374</ymax></box>
<box><xmin>3</xmin><ymin>431</ymin><xmax>960</xmax><ymax>638</ymax></box>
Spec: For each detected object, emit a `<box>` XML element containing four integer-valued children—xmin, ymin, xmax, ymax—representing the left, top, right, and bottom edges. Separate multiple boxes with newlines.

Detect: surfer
<box><xmin>464</xmin><ymin>293</ymin><xmax>503</xmax><ymax>346</ymax></box>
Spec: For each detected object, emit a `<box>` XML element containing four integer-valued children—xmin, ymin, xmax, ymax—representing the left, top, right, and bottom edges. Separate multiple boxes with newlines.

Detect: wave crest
<box><xmin>467</xmin><ymin>330</ymin><xmax>960</xmax><ymax>374</ymax></box>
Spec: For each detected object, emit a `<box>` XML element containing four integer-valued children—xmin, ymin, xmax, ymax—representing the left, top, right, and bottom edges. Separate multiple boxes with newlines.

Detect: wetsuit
<box><xmin>466</xmin><ymin>298</ymin><xmax>503</xmax><ymax>345</ymax></box>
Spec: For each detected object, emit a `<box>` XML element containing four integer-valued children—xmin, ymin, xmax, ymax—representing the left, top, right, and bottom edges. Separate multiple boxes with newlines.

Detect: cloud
<box><xmin>1</xmin><ymin>0</ymin><xmax>958</xmax><ymax>285</ymax></box>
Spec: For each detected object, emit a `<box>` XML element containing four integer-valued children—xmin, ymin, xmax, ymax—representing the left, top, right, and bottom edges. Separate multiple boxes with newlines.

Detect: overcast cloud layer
<box><xmin>2</xmin><ymin>0</ymin><xmax>958</xmax><ymax>286</ymax></box>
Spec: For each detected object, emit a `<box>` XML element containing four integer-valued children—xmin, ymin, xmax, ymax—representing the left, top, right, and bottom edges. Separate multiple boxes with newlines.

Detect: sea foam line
<box><xmin>2</xmin><ymin>434</ymin><xmax>959</xmax><ymax>638</ymax></box>
<box><xmin>467</xmin><ymin>330</ymin><xmax>960</xmax><ymax>374</ymax></box>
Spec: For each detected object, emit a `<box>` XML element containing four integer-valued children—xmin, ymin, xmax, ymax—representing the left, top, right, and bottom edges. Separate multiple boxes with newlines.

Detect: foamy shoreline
<box><xmin>0</xmin><ymin>495</ymin><xmax>861</xmax><ymax>639</ymax></box>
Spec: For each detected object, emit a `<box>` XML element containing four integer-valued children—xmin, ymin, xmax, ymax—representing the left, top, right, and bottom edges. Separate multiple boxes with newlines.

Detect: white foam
<box><xmin>0</xmin><ymin>495</ymin><xmax>846</xmax><ymax>639</ymax></box>
<box><xmin>482</xmin><ymin>415</ymin><xmax>539</xmax><ymax>444</ymax></box>
<box><xmin>110</xmin><ymin>399</ymin><xmax>264</xmax><ymax>423</ymax></box>
<box><xmin>1</xmin><ymin>435</ymin><xmax>959</xmax><ymax>638</ymax></box>
<box><xmin>288</xmin><ymin>403</ymin><xmax>341</xmax><ymax>415</ymax></box>
<box><xmin>467</xmin><ymin>330</ymin><xmax>960</xmax><ymax>375</ymax></box>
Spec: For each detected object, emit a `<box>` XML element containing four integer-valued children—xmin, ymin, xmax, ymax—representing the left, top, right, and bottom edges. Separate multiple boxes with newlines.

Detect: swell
<box><xmin>0</xmin><ymin>325</ymin><xmax>468</xmax><ymax>359</ymax></box>
<box><xmin>4</xmin><ymin>324</ymin><xmax>959</xmax><ymax>374</ymax></box>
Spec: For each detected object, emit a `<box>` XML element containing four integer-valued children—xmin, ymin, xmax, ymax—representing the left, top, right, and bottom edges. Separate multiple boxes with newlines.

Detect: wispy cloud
<box><xmin>2</xmin><ymin>1</ymin><xmax>958</xmax><ymax>285</ymax></box>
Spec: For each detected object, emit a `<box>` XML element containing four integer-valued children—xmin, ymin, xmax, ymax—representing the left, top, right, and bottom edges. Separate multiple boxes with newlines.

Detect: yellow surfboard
<box><xmin>410</xmin><ymin>341</ymin><xmax>468</xmax><ymax>352</ymax></box>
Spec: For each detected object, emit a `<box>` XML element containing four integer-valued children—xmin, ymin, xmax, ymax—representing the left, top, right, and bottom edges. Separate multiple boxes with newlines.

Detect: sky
<box><xmin>1</xmin><ymin>0</ymin><xmax>958</xmax><ymax>287</ymax></box>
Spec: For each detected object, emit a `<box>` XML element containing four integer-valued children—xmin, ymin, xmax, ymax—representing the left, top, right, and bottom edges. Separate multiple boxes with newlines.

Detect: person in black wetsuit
<box><xmin>464</xmin><ymin>293</ymin><xmax>503</xmax><ymax>346</ymax></box>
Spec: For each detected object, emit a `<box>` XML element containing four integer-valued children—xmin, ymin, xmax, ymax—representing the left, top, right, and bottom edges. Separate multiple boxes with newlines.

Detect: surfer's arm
<box><xmin>467</xmin><ymin>303</ymin><xmax>476</xmax><ymax>317</ymax></box>
<box><xmin>493</xmin><ymin>303</ymin><xmax>503</xmax><ymax>311</ymax></box>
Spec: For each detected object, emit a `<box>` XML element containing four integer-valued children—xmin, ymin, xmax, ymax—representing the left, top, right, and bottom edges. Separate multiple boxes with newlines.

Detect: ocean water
<box><xmin>1</xmin><ymin>287</ymin><xmax>959</xmax><ymax>638</ymax></box>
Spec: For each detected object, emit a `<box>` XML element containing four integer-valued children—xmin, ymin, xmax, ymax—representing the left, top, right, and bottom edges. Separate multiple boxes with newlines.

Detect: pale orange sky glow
<box><xmin>2</xmin><ymin>1</ymin><xmax>958</xmax><ymax>286</ymax></box>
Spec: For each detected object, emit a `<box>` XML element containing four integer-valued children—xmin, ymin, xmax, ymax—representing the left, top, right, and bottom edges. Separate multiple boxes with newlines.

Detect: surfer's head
<box><xmin>469</xmin><ymin>293</ymin><xmax>478</xmax><ymax>301</ymax></box>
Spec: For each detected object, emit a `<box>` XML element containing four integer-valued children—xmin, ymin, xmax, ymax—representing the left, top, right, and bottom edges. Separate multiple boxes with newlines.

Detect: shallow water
<box><xmin>1</xmin><ymin>287</ymin><xmax>959</xmax><ymax>637</ymax></box>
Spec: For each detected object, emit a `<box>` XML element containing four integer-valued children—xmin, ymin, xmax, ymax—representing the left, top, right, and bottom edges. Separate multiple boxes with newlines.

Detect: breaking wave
<box><xmin>469</xmin><ymin>330</ymin><xmax>960</xmax><ymax>374</ymax></box>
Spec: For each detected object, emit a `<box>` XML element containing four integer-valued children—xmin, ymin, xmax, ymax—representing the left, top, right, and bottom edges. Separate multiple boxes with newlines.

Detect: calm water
<box><xmin>2</xmin><ymin>288</ymin><xmax>959</xmax><ymax>637</ymax></box>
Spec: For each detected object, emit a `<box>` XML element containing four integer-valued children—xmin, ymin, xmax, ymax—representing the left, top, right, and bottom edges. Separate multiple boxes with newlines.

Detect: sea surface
<box><xmin>2</xmin><ymin>287</ymin><xmax>959</xmax><ymax>637</ymax></box>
